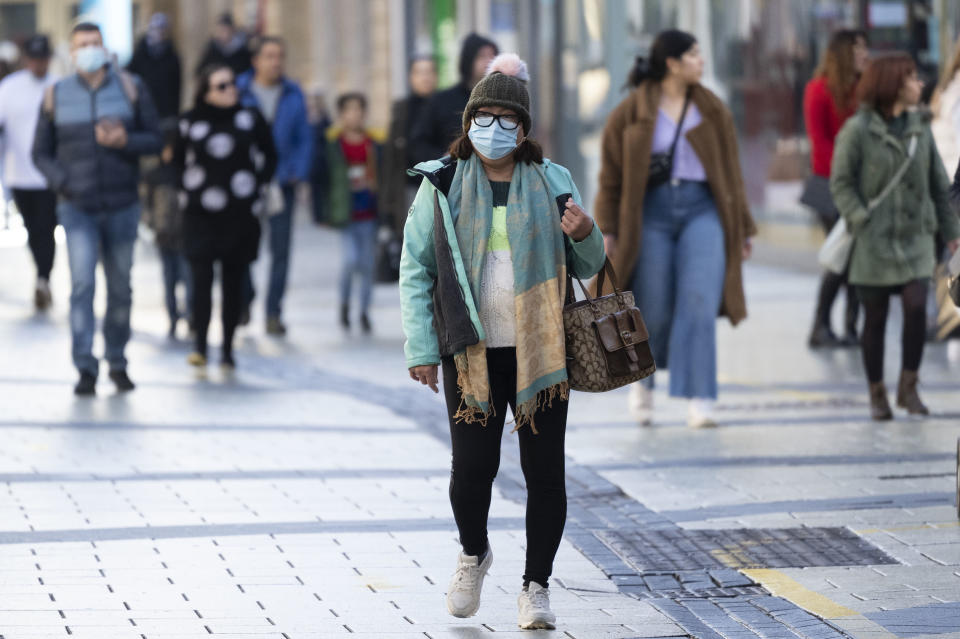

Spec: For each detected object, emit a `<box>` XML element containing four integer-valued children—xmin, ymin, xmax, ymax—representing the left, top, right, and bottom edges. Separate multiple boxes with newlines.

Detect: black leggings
<box><xmin>189</xmin><ymin>258</ymin><xmax>246</xmax><ymax>358</ymax></box>
<box><xmin>442</xmin><ymin>347</ymin><xmax>568</xmax><ymax>587</ymax></box>
<box><xmin>858</xmin><ymin>279</ymin><xmax>928</xmax><ymax>384</ymax></box>
<box><xmin>12</xmin><ymin>188</ymin><xmax>57</xmax><ymax>280</ymax></box>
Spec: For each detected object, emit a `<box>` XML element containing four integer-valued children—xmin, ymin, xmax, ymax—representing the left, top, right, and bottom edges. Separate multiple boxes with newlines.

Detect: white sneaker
<box><xmin>518</xmin><ymin>581</ymin><xmax>556</xmax><ymax>630</ymax></box>
<box><xmin>628</xmin><ymin>382</ymin><xmax>653</xmax><ymax>425</ymax></box>
<box><xmin>446</xmin><ymin>546</ymin><xmax>492</xmax><ymax>618</ymax></box>
<box><xmin>687</xmin><ymin>399</ymin><xmax>718</xmax><ymax>428</ymax></box>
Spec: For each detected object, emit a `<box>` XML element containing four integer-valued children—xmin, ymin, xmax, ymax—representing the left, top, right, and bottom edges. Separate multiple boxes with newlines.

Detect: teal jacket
<box><xmin>831</xmin><ymin>108</ymin><xmax>960</xmax><ymax>286</ymax></box>
<box><xmin>400</xmin><ymin>157</ymin><xmax>606</xmax><ymax>369</ymax></box>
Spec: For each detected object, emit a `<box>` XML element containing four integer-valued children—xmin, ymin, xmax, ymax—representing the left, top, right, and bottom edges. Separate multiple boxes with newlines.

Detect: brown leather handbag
<box><xmin>556</xmin><ymin>195</ymin><xmax>656</xmax><ymax>392</ymax></box>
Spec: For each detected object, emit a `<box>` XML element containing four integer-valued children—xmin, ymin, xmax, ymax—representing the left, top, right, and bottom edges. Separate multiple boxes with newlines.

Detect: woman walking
<box><xmin>175</xmin><ymin>64</ymin><xmax>276</xmax><ymax>369</ymax></box>
<box><xmin>803</xmin><ymin>30</ymin><xmax>869</xmax><ymax>348</ymax></box>
<box><xmin>399</xmin><ymin>54</ymin><xmax>604</xmax><ymax>630</ymax></box>
<box><xmin>594</xmin><ymin>30</ymin><xmax>756</xmax><ymax>427</ymax></box>
<box><xmin>831</xmin><ymin>53</ymin><xmax>960</xmax><ymax>420</ymax></box>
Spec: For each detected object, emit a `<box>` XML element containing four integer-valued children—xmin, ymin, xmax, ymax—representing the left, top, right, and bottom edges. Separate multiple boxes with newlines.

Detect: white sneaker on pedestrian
<box><xmin>687</xmin><ymin>398</ymin><xmax>718</xmax><ymax>428</ymax></box>
<box><xmin>628</xmin><ymin>382</ymin><xmax>653</xmax><ymax>425</ymax></box>
<box><xmin>446</xmin><ymin>546</ymin><xmax>492</xmax><ymax>618</ymax></box>
<box><xmin>517</xmin><ymin>581</ymin><xmax>556</xmax><ymax>630</ymax></box>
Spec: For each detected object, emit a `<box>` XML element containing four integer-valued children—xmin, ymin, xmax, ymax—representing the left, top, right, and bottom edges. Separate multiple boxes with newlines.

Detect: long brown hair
<box><xmin>856</xmin><ymin>53</ymin><xmax>916</xmax><ymax>119</ymax></box>
<box><xmin>816</xmin><ymin>30</ymin><xmax>867</xmax><ymax>111</ymax></box>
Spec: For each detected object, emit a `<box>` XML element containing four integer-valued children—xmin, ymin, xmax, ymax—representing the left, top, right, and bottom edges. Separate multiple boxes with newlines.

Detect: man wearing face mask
<box><xmin>32</xmin><ymin>22</ymin><xmax>162</xmax><ymax>396</ymax></box>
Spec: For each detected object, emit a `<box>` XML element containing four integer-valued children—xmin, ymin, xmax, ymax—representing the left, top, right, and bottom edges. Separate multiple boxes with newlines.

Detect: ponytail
<box><xmin>626</xmin><ymin>29</ymin><xmax>698</xmax><ymax>89</ymax></box>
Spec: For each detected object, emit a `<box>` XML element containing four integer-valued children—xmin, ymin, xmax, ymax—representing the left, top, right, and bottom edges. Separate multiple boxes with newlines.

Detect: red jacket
<box><xmin>803</xmin><ymin>76</ymin><xmax>856</xmax><ymax>177</ymax></box>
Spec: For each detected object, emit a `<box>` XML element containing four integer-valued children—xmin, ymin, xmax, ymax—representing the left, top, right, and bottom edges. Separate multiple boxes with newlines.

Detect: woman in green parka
<box><xmin>399</xmin><ymin>54</ymin><xmax>604</xmax><ymax>629</ymax></box>
<box><xmin>831</xmin><ymin>53</ymin><xmax>960</xmax><ymax>420</ymax></box>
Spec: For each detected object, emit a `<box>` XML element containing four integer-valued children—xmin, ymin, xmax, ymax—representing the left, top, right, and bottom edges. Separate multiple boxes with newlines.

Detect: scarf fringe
<box><xmin>510</xmin><ymin>381</ymin><xmax>570</xmax><ymax>435</ymax></box>
<box><xmin>452</xmin><ymin>353</ymin><xmax>495</xmax><ymax>426</ymax></box>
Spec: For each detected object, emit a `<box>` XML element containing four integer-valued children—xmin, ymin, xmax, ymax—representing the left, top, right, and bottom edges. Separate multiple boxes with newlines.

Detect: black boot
<box><xmin>809</xmin><ymin>272</ymin><xmax>843</xmax><ymax>348</ymax></box>
<box><xmin>360</xmin><ymin>313</ymin><xmax>372</xmax><ymax>334</ymax></box>
<box><xmin>74</xmin><ymin>371</ymin><xmax>97</xmax><ymax>396</ymax></box>
<box><xmin>841</xmin><ymin>286</ymin><xmax>860</xmax><ymax>346</ymax></box>
<box><xmin>108</xmin><ymin>369</ymin><xmax>135</xmax><ymax>392</ymax></box>
<box><xmin>340</xmin><ymin>304</ymin><xmax>350</xmax><ymax>329</ymax></box>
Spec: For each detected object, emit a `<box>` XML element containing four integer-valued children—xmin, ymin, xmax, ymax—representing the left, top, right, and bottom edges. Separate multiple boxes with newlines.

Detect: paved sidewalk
<box><xmin>0</xmin><ymin>214</ymin><xmax>958</xmax><ymax>639</ymax></box>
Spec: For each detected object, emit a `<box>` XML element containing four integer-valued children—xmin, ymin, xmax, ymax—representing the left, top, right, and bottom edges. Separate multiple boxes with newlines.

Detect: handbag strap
<box><xmin>867</xmin><ymin>134</ymin><xmax>918</xmax><ymax>212</ymax></box>
<box><xmin>666</xmin><ymin>88</ymin><xmax>693</xmax><ymax>160</ymax></box>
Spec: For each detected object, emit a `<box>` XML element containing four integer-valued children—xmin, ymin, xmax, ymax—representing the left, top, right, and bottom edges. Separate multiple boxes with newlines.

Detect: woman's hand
<box><xmin>949</xmin><ymin>238</ymin><xmax>960</xmax><ymax>255</ymax></box>
<box><xmin>743</xmin><ymin>238</ymin><xmax>753</xmax><ymax>260</ymax></box>
<box><xmin>603</xmin><ymin>234</ymin><xmax>617</xmax><ymax>258</ymax></box>
<box><xmin>561</xmin><ymin>198</ymin><xmax>594</xmax><ymax>242</ymax></box>
<box><xmin>409</xmin><ymin>365</ymin><xmax>439</xmax><ymax>393</ymax></box>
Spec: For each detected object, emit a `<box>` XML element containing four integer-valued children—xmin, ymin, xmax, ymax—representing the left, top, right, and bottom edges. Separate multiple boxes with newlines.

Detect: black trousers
<box><xmin>189</xmin><ymin>258</ymin><xmax>246</xmax><ymax>358</ymax></box>
<box><xmin>442</xmin><ymin>347</ymin><xmax>568</xmax><ymax>587</ymax></box>
<box><xmin>12</xmin><ymin>188</ymin><xmax>57</xmax><ymax>280</ymax></box>
<box><xmin>857</xmin><ymin>279</ymin><xmax>928</xmax><ymax>383</ymax></box>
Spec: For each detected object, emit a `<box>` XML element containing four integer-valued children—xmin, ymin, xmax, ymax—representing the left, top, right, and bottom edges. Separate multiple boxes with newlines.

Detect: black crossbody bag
<box><xmin>647</xmin><ymin>89</ymin><xmax>692</xmax><ymax>189</ymax></box>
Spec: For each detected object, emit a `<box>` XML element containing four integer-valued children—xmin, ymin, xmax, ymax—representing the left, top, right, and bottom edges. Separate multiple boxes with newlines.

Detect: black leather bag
<box><xmin>799</xmin><ymin>174</ymin><xmax>840</xmax><ymax>229</ymax></box>
<box><xmin>374</xmin><ymin>225</ymin><xmax>402</xmax><ymax>283</ymax></box>
<box><xmin>647</xmin><ymin>90</ymin><xmax>692</xmax><ymax>190</ymax></box>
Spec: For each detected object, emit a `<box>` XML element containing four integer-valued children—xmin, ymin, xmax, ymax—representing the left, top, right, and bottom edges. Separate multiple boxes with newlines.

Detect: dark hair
<box><xmin>194</xmin><ymin>63</ymin><xmax>233</xmax><ymax>108</ymax></box>
<box><xmin>626</xmin><ymin>29</ymin><xmax>697</xmax><ymax>88</ymax></box>
<box><xmin>857</xmin><ymin>53</ymin><xmax>916</xmax><ymax>118</ymax></box>
<box><xmin>447</xmin><ymin>132</ymin><xmax>543</xmax><ymax>165</ymax></box>
<box><xmin>253</xmin><ymin>36</ymin><xmax>284</xmax><ymax>57</ymax></box>
<box><xmin>337</xmin><ymin>92</ymin><xmax>368</xmax><ymax>113</ymax></box>
<box><xmin>216</xmin><ymin>13</ymin><xmax>234</xmax><ymax>28</ymax></box>
<box><xmin>816</xmin><ymin>29</ymin><xmax>868</xmax><ymax>111</ymax></box>
<box><xmin>71</xmin><ymin>22</ymin><xmax>102</xmax><ymax>37</ymax></box>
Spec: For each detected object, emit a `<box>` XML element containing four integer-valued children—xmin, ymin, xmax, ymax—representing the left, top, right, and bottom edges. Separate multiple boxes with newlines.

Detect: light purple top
<box><xmin>651</xmin><ymin>103</ymin><xmax>707</xmax><ymax>182</ymax></box>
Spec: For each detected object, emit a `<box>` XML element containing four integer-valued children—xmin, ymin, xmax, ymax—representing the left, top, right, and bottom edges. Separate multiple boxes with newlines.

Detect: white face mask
<box><xmin>74</xmin><ymin>46</ymin><xmax>108</xmax><ymax>73</ymax></box>
<box><xmin>468</xmin><ymin>119</ymin><xmax>520</xmax><ymax>160</ymax></box>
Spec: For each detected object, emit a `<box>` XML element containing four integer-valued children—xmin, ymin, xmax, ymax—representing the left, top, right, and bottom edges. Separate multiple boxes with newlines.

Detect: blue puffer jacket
<box><xmin>32</xmin><ymin>69</ymin><xmax>162</xmax><ymax>213</ymax></box>
<box><xmin>236</xmin><ymin>72</ymin><xmax>313</xmax><ymax>184</ymax></box>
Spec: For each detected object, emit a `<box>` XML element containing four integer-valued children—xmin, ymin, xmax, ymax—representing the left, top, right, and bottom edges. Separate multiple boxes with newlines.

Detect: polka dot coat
<box><xmin>174</xmin><ymin>103</ymin><xmax>277</xmax><ymax>262</ymax></box>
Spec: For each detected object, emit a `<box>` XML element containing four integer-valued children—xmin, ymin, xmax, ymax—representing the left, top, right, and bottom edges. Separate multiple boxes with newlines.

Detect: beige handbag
<box><xmin>562</xmin><ymin>258</ymin><xmax>656</xmax><ymax>392</ymax></box>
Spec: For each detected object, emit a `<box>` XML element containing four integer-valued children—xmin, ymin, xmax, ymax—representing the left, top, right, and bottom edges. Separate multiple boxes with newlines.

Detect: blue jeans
<box><xmin>160</xmin><ymin>248</ymin><xmax>193</xmax><ymax>326</ymax></box>
<box><xmin>58</xmin><ymin>201</ymin><xmax>141</xmax><ymax>376</ymax></box>
<box><xmin>339</xmin><ymin>219</ymin><xmax>377</xmax><ymax>313</ymax></box>
<box><xmin>631</xmin><ymin>181</ymin><xmax>726</xmax><ymax>399</ymax></box>
<box><xmin>244</xmin><ymin>184</ymin><xmax>296</xmax><ymax>319</ymax></box>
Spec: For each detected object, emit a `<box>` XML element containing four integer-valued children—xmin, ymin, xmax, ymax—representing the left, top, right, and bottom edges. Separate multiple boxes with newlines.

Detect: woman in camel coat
<box><xmin>595</xmin><ymin>30</ymin><xmax>756</xmax><ymax>427</ymax></box>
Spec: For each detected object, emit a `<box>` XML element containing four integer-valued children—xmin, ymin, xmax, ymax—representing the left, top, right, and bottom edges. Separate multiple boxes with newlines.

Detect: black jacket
<box><xmin>382</xmin><ymin>94</ymin><xmax>429</xmax><ymax>228</ymax></box>
<box><xmin>174</xmin><ymin>103</ymin><xmax>277</xmax><ymax>262</ymax></box>
<box><xmin>127</xmin><ymin>38</ymin><xmax>182</xmax><ymax>120</ymax></box>
<box><xmin>196</xmin><ymin>38</ymin><xmax>252</xmax><ymax>78</ymax></box>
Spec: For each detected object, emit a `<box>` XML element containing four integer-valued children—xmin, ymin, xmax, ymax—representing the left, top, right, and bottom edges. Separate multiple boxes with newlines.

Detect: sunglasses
<box><xmin>212</xmin><ymin>80</ymin><xmax>235</xmax><ymax>92</ymax></box>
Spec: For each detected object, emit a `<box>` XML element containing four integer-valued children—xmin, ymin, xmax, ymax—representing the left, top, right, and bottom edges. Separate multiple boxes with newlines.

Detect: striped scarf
<box><xmin>448</xmin><ymin>155</ymin><xmax>569</xmax><ymax>433</ymax></box>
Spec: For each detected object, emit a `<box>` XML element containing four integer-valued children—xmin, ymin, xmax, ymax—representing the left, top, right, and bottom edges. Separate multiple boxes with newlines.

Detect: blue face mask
<box><xmin>75</xmin><ymin>46</ymin><xmax>108</xmax><ymax>73</ymax></box>
<box><xmin>468</xmin><ymin>119</ymin><xmax>521</xmax><ymax>160</ymax></box>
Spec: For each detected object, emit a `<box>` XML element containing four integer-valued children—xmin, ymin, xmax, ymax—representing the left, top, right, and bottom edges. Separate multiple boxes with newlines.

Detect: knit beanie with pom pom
<box><xmin>463</xmin><ymin>53</ymin><xmax>532</xmax><ymax>134</ymax></box>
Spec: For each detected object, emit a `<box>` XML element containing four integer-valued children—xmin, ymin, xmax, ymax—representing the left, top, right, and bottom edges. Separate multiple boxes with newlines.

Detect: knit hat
<box><xmin>463</xmin><ymin>53</ymin><xmax>532</xmax><ymax>135</ymax></box>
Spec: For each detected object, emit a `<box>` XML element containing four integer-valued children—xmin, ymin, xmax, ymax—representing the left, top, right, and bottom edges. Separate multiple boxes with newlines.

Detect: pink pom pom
<box><xmin>487</xmin><ymin>53</ymin><xmax>529</xmax><ymax>82</ymax></box>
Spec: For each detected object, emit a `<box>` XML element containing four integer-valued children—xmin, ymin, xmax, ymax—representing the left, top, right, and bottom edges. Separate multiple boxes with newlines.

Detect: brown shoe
<box><xmin>869</xmin><ymin>383</ymin><xmax>893</xmax><ymax>421</ymax></box>
<box><xmin>896</xmin><ymin>370</ymin><xmax>929</xmax><ymax>415</ymax></box>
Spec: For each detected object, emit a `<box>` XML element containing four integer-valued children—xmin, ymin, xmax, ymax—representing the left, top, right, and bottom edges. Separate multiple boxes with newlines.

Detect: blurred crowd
<box><xmin>0</xmin><ymin>13</ymin><xmax>958</xmax><ymax>429</ymax></box>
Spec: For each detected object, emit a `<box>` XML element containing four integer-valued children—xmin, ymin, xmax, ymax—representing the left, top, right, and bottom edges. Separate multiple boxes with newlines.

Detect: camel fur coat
<box><xmin>593</xmin><ymin>81</ymin><xmax>757</xmax><ymax>325</ymax></box>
